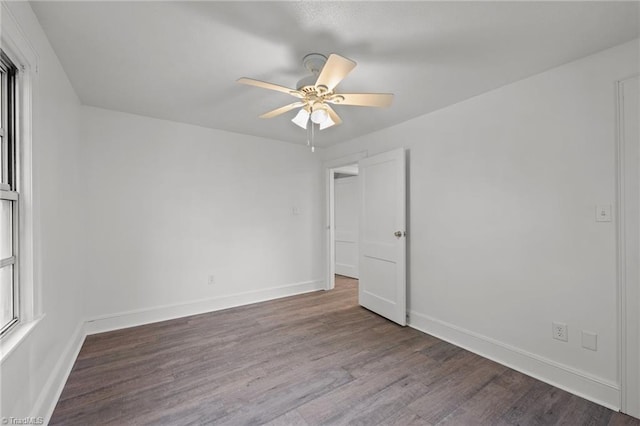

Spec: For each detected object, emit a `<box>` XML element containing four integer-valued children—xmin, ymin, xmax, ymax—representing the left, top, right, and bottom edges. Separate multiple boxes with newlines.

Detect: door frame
<box><xmin>617</xmin><ymin>74</ymin><xmax>640</xmax><ymax>417</ymax></box>
<box><xmin>324</xmin><ymin>152</ymin><xmax>367</xmax><ymax>290</ymax></box>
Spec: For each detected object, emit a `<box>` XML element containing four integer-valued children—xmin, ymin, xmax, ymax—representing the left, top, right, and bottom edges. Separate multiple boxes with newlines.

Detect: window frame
<box><xmin>0</xmin><ymin>1</ymin><xmax>40</xmax><ymax>357</ymax></box>
<box><xmin>0</xmin><ymin>51</ymin><xmax>19</xmax><ymax>337</ymax></box>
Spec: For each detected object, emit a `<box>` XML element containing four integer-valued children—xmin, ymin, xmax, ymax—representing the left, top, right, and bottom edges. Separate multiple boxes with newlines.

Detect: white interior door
<box><xmin>358</xmin><ymin>148</ymin><xmax>406</xmax><ymax>326</ymax></box>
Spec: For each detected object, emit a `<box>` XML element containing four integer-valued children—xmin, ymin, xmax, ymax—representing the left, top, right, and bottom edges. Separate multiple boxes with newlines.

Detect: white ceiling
<box><xmin>30</xmin><ymin>1</ymin><xmax>639</xmax><ymax>147</ymax></box>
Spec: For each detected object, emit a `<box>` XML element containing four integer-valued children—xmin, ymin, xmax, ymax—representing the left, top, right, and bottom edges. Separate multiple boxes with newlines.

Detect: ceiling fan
<box><xmin>237</xmin><ymin>53</ymin><xmax>393</xmax><ymax>134</ymax></box>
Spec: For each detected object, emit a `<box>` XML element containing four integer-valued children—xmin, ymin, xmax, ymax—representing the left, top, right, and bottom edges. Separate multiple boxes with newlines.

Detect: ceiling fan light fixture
<box><xmin>292</xmin><ymin>109</ymin><xmax>310</xmax><ymax>129</ymax></box>
<box><xmin>319</xmin><ymin>115</ymin><xmax>335</xmax><ymax>130</ymax></box>
<box><xmin>310</xmin><ymin>105</ymin><xmax>329</xmax><ymax>124</ymax></box>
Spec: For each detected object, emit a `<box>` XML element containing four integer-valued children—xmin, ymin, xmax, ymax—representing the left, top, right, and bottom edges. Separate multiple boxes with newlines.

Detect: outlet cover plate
<box><xmin>552</xmin><ymin>322</ymin><xmax>568</xmax><ymax>342</ymax></box>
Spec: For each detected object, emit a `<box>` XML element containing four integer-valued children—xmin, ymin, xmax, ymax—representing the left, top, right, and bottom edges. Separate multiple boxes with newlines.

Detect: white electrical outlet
<box><xmin>208</xmin><ymin>275</ymin><xmax>215</xmax><ymax>286</ymax></box>
<box><xmin>552</xmin><ymin>322</ymin><xmax>568</xmax><ymax>342</ymax></box>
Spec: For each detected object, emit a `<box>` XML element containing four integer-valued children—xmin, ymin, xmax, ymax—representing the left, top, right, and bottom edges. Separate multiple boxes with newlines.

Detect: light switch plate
<box><xmin>596</xmin><ymin>204</ymin><xmax>612</xmax><ymax>222</ymax></box>
<box><xmin>582</xmin><ymin>331</ymin><xmax>597</xmax><ymax>351</ymax></box>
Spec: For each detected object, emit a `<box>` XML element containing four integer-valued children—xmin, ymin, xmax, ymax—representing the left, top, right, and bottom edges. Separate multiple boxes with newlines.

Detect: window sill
<box><xmin>0</xmin><ymin>315</ymin><xmax>44</xmax><ymax>364</ymax></box>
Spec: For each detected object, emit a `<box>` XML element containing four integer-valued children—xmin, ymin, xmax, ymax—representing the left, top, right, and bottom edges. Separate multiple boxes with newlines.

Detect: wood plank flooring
<box><xmin>51</xmin><ymin>276</ymin><xmax>639</xmax><ymax>425</ymax></box>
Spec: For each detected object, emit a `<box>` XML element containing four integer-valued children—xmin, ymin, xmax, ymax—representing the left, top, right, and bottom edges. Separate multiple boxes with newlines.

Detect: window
<box><xmin>0</xmin><ymin>51</ymin><xmax>18</xmax><ymax>336</ymax></box>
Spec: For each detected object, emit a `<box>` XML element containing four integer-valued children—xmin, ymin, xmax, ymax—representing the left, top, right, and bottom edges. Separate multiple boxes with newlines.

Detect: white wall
<box><xmin>334</xmin><ymin>175</ymin><xmax>359</xmax><ymax>278</ymax></box>
<box><xmin>322</xmin><ymin>39</ymin><xmax>639</xmax><ymax>408</ymax></box>
<box><xmin>0</xmin><ymin>1</ymin><xmax>86</xmax><ymax>419</ymax></box>
<box><xmin>81</xmin><ymin>106</ymin><xmax>324</xmax><ymax>321</ymax></box>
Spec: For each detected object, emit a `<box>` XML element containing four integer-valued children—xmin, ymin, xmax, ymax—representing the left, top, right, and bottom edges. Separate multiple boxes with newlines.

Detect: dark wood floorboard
<box><xmin>50</xmin><ymin>276</ymin><xmax>639</xmax><ymax>425</ymax></box>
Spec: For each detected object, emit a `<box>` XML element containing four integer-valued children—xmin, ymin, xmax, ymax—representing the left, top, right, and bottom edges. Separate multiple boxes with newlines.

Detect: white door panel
<box><xmin>358</xmin><ymin>148</ymin><xmax>406</xmax><ymax>326</ymax></box>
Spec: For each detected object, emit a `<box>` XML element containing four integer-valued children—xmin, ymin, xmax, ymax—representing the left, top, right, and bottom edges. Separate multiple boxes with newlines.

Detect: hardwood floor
<box><xmin>51</xmin><ymin>276</ymin><xmax>638</xmax><ymax>425</ymax></box>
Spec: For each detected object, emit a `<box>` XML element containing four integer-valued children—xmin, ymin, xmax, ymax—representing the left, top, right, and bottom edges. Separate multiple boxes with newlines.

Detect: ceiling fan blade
<box><xmin>329</xmin><ymin>93</ymin><xmax>394</xmax><ymax>108</ymax></box>
<box><xmin>237</xmin><ymin>78</ymin><xmax>303</xmax><ymax>98</ymax></box>
<box><xmin>315</xmin><ymin>54</ymin><xmax>356</xmax><ymax>92</ymax></box>
<box><xmin>325</xmin><ymin>105</ymin><xmax>342</xmax><ymax>126</ymax></box>
<box><xmin>259</xmin><ymin>102</ymin><xmax>305</xmax><ymax>119</ymax></box>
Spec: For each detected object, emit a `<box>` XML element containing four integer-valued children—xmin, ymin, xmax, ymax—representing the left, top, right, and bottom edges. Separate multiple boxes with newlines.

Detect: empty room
<box><xmin>1</xmin><ymin>1</ymin><xmax>639</xmax><ymax>424</ymax></box>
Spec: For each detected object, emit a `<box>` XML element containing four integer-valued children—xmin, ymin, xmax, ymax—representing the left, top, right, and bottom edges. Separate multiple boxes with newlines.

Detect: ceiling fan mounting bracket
<box><xmin>302</xmin><ymin>53</ymin><xmax>327</xmax><ymax>75</ymax></box>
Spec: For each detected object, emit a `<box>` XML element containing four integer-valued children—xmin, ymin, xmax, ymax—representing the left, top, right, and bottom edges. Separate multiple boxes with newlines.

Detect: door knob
<box><xmin>394</xmin><ymin>231</ymin><xmax>404</xmax><ymax>238</ymax></box>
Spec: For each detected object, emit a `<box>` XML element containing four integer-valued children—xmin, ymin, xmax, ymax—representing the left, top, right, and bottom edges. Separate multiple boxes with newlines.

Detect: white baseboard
<box><xmin>408</xmin><ymin>310</ymin><xmax>620</xmax><ymax>411</ymax></box>
<box><xmin>32</xmin><ymin>321</ymin><xmax>86</xmax><ymax>425</ymax></box>
<box><xmin>85</xmin><ymin>279</ymin><xmax>325</xmax><ymax>335</ymax></box>
<box><xmin>335</xmin><ymin>263</ymin><xmax>358</xmax><ymax>279</ymax></box>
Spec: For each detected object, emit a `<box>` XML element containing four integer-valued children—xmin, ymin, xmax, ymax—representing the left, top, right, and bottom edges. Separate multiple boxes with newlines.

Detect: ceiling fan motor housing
<box><xmin>296</xmin><ymin>75</ymin><xmax>318</xmax><ymax>92</ymax></box>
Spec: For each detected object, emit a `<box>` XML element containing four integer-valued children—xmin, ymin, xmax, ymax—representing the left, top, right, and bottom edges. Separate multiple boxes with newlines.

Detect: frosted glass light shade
<box><xmin>310</xmin><ymin>108</ymin><xmax>329</xmax><ymax>124</ymax></box>
<box><xmin>291</xmin><ymin>109</ymin><xmax>310</xmax><ymax>129</ymax></box>
<box><xmin>319</xmin><ymin>115</ymin><xmax>335</xmax><ymax>130</ymax></box>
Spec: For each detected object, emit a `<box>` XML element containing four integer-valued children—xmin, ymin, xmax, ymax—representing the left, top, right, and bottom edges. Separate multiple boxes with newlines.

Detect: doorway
<box><xmin>324</xmin><ymin>152</ymin><xmax>367</xmax><ymax>291</ymax></box>
<box><xmin>324</xmin><ymin>149</ymin><xmax>408</xmax><ymax>326</ymax></box>
<box><xmin>333</xmin><ymin>164</ymin><xmax>359</xmax><ymax>281</ymax></box>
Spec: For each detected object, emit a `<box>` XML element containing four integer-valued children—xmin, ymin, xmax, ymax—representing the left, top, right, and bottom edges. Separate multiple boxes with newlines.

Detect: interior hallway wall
<box><xmin>334</xmin><ymin>175</ymin><xmax>359</xmax><ymax>279</ymax></box>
